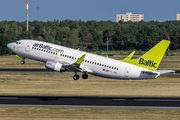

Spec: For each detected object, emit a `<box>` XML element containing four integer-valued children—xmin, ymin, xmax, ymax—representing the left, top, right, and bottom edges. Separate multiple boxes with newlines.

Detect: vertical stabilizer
<box><xmin>121</xmin><ymin>40</ymin><xmax>170</xmax><ymax>71</ymax></box>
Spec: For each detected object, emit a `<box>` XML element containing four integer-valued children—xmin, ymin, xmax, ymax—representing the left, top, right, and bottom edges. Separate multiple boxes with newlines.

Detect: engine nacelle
<box><xmin>45</xmin><ymin>60</ymin><xmax>64</xmax><ymax>72</ymax></box>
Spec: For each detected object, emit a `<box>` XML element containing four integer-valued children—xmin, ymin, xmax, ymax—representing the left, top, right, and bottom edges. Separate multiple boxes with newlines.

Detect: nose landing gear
<box><xmin>20</xmin><ymin>60</ymin><xmax>25</xmax><ymax>64</ymax></box>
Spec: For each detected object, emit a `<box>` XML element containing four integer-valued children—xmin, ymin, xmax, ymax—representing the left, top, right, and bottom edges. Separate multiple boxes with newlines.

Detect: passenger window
<box><xmin>92</xmin><ymin>62</ymin><xmax>94</xmax><ymax>64</ymax></box>
<box><xmin>109</xmin><ymin>66</ymin><xmax>111</xmax><ymax>68</ymax></box>
<box><xmin>90</xmin><ymin>61</ymin><xmax>91</xmax><ymax>63</ymax></box>
<box><xmin>85</xmin><ymin>60</ymin><xmax>87</xmax><ymax>62</ymax></box>
<box><xmin>65</xmin><ymin>55</ymin><xmax>67</xmax><ymax>57</ymax></box>
<box><xmin>37</xmin><ymin>48</ymin><xmax>38</xmax><ymax>50</ymax></box>
<box><xmin>107</xmin><ymin>66</ymin><xmax>108</xmax><ymax>68</ymax></box>
<box><xmin>102</xmin><ymin>64</ymin><xmax>104</xmax><ymax>67</ymax></box>
<box><xmin>72</xmin><ymin>57</ymin><xmax>74</xmax><ymax>59</ymax></box>
<box><xmin>99</xmin><ymin>64</ymin><xmax>101</xmax><ymax>66</ymax></box>
<box><xmin>114</xmin><ymin>67</ymin><xmax>116</xmax><ymax>70</ymax></box>
<box><xmin>112</xmin><ymin>67</ymin><xmax>113</xmax><ymax>69</ymax></box>
<box><xmin>97</xmin><ymin>63</ymin><xmax>99</xmax><ymax>65</ymax></box>
<box><xmin>69</xmin><ymin>56</ymin><xmax>71</xmax><ymax>58</ymax></box>
<box><xmin>44</xmin><ymin>50</ymin><xmax>45</xmax><ymax>52</ymax></box>
<box><xmin>87</xmin><ymin>61</ymin><xmax>89</xmax><ymax>63</ymax></box>
<box><xmin>95</xmin><ymin>63</ymin><xmax>96</xmax><ymax>65</ymax></box>
<box><xmin>117</xmin><ymin>68</ymin><xmax>118</xmax><ymax>70</ymax></box>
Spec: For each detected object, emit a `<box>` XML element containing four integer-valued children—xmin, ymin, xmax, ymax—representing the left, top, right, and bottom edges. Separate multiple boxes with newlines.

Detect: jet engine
<box><xmin>45</xmin><ymin>60</ymin><xmax>65</xmax><ymax>72</ymax></box>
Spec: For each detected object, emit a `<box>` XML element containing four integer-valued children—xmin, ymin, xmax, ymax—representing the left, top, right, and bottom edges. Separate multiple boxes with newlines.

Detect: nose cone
<box><xmin>7</xmin><ymin>43</ymin><xmax>12</xmax><ymax>50</ymax></box>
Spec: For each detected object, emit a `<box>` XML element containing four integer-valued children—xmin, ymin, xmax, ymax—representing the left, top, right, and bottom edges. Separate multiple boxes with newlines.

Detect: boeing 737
<box><xmin>7</xmin><ymin>39</ymin><xmax>170</xmax><ymax>80</ymax></box>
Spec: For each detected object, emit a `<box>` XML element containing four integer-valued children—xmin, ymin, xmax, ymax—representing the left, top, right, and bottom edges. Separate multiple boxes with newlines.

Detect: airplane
<box><xmin>7</xmin><ymin>39</ymin><xmax>170</xmax><ymax>80</ymax></box>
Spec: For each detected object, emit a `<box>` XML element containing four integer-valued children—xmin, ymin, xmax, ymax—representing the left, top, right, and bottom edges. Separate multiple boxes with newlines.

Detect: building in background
<box><xmin>177</xmin><ymin>14</ymin><xmax>180</xmax><ymax>21</ymax></box>
<box><xmin>116</xmin><ymin>13</ymin><xmax>144</xmax><ymax>22</ymax></box>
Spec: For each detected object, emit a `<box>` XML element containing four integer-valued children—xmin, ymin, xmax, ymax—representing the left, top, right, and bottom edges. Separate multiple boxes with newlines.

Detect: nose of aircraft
<box><xmin>7</xmin><ymin>43</ymin><xmax>12</xmax><ymax>49</ymax></box>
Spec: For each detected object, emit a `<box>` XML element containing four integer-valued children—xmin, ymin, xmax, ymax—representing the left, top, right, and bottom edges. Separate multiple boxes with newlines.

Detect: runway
<box><xmin>1</xmin><ymin>95</ymin><xmax>180</xmax><ymax>110</ymax></box>
<box><xmin>0</xmin><ymin>68</ymin><xmax>54</xmax><ymax>73</ymax></box>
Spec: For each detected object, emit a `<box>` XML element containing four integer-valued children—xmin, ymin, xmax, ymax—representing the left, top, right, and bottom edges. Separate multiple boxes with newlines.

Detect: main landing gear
<box><xmin>82</xmin><ymin>73</ymin><xmax>88</xmax><ymax>79</ymax></box>
<box><xmin>73</xmin><ymin>73</ymin><xmax>88</xmax><ymax>80</ymax></box>
<box><xmin>73</xmin><ymin>74</ymin><xmax>79</xmax><ymax>80</ymax></box>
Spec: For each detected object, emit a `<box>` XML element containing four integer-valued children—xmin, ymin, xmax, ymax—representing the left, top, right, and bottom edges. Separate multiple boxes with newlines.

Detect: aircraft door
<box><xmin>25</xmin><ymin>41</ymin><xmax>32</xmax><ymax>52</ymax></box>
<box><xmin>124</xmin><ymin>66</ymin><xmax>131</xmax><ymax>77</ymax></box>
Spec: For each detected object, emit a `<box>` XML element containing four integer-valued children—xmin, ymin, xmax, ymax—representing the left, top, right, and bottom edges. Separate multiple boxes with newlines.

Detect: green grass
<box><xmin>0</xmin><ymin>73</ymin><xmax>180</xmax><ymax>97</ymax></box>
<box><xmin>0</xmin><ymin>108</ymin><xmax>180</xmax><ymax>120</ymax></box>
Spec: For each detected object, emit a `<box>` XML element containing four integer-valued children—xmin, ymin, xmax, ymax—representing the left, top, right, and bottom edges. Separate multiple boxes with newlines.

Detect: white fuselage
<box><xmin>7</xmin><ymin>39</ymin><xmax>160</xmax><ymax>79</ymax></box>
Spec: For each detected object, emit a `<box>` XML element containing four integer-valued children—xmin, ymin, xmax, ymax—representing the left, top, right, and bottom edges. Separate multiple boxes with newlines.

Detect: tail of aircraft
<box><xmin>121</xmin><ymin>40</ymin><xmax>170</xmax><ymax>71</ymax></box>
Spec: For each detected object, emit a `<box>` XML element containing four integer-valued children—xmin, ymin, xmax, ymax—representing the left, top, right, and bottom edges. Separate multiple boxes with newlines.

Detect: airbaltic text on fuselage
<box><xmin>139</xmin><ymin>58</ymin><xmax>157</xmax><ymax>68</ymax></box>
<box><xmin>33</xmin><ymin>43</ymin><xmax>64</xmax><ymax>53</ymax></box>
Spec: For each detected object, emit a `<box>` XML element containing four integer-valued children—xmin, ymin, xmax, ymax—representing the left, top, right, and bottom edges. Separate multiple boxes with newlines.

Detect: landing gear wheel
<box><xmin>20</xmin><ymin>60</ymin><xmax>25</xmax><ymax>64</ymax></box>
<box><xmin>82</xmin><ymin>74</ymin><xmax>88</xmax><ymax>79</ymax></box>
<box><xmin>73</xmin><ymin>75</ymin><xmax>79</xmax><ymax>80</ymax></box>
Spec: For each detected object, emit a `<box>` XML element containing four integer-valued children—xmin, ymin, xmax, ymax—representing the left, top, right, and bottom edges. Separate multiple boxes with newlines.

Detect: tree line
<box><xmin>1</xmin><ymin>20</ymin><xmax>180</xmax><ymax>55</ymax></box>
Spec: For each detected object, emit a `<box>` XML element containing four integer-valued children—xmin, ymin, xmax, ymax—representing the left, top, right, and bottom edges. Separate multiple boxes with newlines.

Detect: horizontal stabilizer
<box><xmin>123</xmin><ymin>51</ymin><xmax>136</xmax><ymax>60</ymax></box>
<box><xmin>156</xmin><ymin>70</ymin><xmax>175</xmax><ymax>74</ymax></box>
<box><xmin>142</xmin><ymin>70</ymin><xmax>159</xmax><ymax>75</ymax></box>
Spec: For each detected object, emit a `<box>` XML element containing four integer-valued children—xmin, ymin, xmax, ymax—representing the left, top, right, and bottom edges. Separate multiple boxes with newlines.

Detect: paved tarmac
<box><xmin>0</xmin><ymin>95</ymin><xmax>180</xmax><ymax>110</ymax></box>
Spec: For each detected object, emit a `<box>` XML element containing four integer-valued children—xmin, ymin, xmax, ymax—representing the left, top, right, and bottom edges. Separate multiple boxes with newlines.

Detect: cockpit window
<box><xmin>15</xmin><ymin>41</ymin><xmax>21</xmax><ymax>44</ymax></box>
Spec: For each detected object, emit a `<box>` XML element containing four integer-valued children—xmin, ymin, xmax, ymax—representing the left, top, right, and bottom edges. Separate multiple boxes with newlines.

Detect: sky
<box><xmin>0</xmin><ymin>0</ymin><xmax>179</xmax><ymax>22</ymax></box>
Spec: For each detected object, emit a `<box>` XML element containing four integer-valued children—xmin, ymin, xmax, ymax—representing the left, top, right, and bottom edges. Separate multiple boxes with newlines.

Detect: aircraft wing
<box><xmin>61</xmin><ymin>54</ymin><xmax>93</xmax><ymax>74</ymax></box>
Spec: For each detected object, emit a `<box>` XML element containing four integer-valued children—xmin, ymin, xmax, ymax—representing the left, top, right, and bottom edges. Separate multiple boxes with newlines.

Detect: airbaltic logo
<box><xmin>139</xmin><ymin>58</ymin><xmax>157</xmax><ymax>68</ymax></box>
<box><xmin>33</xmin><ymin>43</ymin><xmax>64</xmax><ymax>53</ymax></box>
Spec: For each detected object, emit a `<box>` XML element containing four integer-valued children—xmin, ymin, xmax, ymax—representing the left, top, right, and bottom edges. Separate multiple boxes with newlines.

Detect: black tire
<box><xmin>82</xmin><ymin>74</ymin><xmax>88</xmax><ymax>79</ymax></box>
<box><xmin>73</xmin><ymin>75</ymin><xmax>79</xmax><ymax>80</ymax></box>
<box><xmin>21</xmin><ymin>60</ymin><xmax>25</xmax><ymax>64</ymax></box>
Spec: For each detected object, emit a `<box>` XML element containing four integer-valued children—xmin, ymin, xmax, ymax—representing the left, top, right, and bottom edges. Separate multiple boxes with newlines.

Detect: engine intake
<box><xmin>45</xmin><ymin>60</ymin><xmax>64</xmax><ymax>72</ymax></box>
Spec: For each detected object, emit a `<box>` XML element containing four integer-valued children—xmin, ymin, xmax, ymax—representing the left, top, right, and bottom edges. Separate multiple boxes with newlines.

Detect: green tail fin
<box><xmin>121</xmin><ymin>40</ymin><xmax>170</xmax><ymax>71</ymax></box>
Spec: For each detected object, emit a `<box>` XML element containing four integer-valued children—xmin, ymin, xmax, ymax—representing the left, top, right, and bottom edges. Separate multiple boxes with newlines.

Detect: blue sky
<box><xmin>0</xmin><ymin>0</ymin><xmax>179</xmax><ymax>22</ymax></box>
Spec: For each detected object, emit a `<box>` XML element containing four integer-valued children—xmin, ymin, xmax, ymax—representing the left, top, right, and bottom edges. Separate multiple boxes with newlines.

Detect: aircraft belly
<box><xmin>90</xmin><ymin>67</ymin><xmax>120</xmax><ymax>79</ymax></box>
